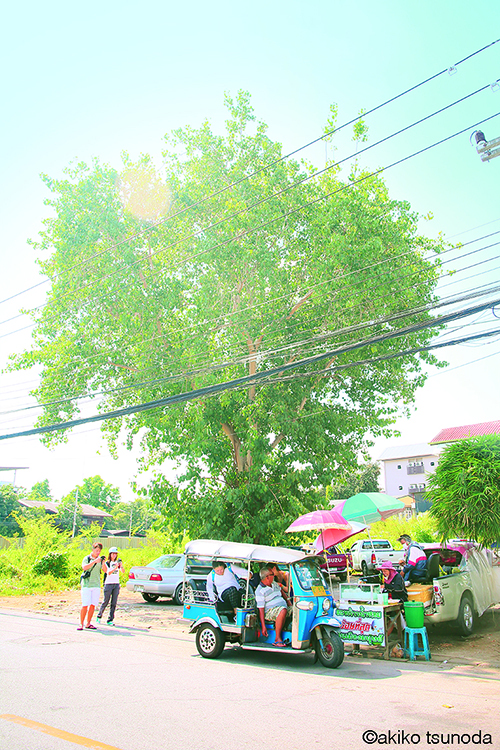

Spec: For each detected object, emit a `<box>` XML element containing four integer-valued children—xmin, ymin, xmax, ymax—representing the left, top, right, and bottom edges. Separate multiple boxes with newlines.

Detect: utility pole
<box><xmin>72</xmin><ymin>488</ymin><xmax>79</xmax><ymax>538</ymax></box>
<box><xmin>129</xmin><ymin>503</ymin><xmax>133</xmax><ymax>538</ymax></box>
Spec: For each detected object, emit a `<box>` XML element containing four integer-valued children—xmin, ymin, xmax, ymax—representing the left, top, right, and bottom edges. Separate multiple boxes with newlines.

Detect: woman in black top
<box><xmin>379</xmin><ymin>560</ymin><xmax>408</xmax><ymax>602</ymax></box>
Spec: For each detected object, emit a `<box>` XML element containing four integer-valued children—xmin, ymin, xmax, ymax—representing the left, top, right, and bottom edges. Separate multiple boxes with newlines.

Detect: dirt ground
<box><xmin>1</xmin><ymin>588</ymin><xmax>499</xmax><ymax>667</ymax></box>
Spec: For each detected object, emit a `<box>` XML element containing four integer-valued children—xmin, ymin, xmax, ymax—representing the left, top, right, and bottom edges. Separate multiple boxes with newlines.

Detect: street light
<box><xmin>474</xmin><ymin>130</ymin><xmax>500</xmax><ymax>162</ymax></box>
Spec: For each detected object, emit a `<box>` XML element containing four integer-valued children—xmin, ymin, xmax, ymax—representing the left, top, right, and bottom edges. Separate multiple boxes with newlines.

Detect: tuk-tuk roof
<box><xmin>184</xmin><ymin>539</ymin><xmax>308</xmax><ymax>564</ymax></box>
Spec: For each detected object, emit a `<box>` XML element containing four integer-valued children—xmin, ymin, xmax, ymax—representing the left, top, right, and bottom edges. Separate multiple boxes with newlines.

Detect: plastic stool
<box><xmin>404</xmin><ymin>627</ymin><xmax>431</xmax><ymax>661</ymax></box>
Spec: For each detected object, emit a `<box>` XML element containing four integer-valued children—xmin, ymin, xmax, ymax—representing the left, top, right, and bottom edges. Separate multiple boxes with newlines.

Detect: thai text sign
<box><xmin>336</xmin><ymin>603</ymin><xmax>385</xmax><ymax>647</ymax></box>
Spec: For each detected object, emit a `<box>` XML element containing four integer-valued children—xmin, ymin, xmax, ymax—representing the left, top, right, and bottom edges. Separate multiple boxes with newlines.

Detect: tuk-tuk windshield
<box><xmin>293</xmin><ymin>558</ymin><xmax>326</xmax><ymax>591</ymax></box>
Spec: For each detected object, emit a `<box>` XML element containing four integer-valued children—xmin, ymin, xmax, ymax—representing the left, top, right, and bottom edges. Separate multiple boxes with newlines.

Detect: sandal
<box><xmin>273</xmin><ymin>641</ymin><xmax>286</xmax><ymax>648</ymax></box>
<box><xmin>86</xmin><ymin>624</ymin><xmax>97</xmax><ymax>629</ymax></box>
<box><xmin>77</xmin><ymin>627</ymin><xmax>84</xmax><ymax>631</ymax></box>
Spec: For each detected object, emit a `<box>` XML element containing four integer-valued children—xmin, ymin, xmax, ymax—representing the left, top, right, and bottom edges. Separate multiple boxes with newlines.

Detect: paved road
<box><xmin>1</xmin><ymin>609</ymin><xmax>499</xmax><ymax>750</ymax></box>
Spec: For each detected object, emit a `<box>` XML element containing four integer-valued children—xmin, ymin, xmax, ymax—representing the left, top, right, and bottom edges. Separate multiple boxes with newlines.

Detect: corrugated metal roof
<box><xmin>17</xmin><ymin>499</ymin><xmax>112</xmax><ymax>517</ymax></box>
<box><xmin>17</xmin><ymin>499</ymin><xmax>58</xmax><ymax>513</ymax></box>
<box><xmin>430</xmin><ymin>420</ymin><xmax>500</xmax><ymax>444</ymax></box>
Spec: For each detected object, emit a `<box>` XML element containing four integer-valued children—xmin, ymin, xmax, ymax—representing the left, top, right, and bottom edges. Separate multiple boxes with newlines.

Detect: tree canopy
<box><xmin>326</xmin><ymin>462</ymin><xmax>381</xmax><ymax>503</ymax></box>
<box><xmin>29</xmin><ymin>479</ymin><xmax>53</xmax><ymax>501</ymax></box>
<box><xmin>427</xmin><ymin>435</ymin><xmax>500</xmax><ymax>546</ymax></box>
<box><xmin>12</xmin><ymin>92</ymin><xmax>446</xmax><ymax>543</ymax></box>
<box><xmin>0</xmin><ymin>485</ymin><xmax>24</xmax><ymax>536</ymax></box>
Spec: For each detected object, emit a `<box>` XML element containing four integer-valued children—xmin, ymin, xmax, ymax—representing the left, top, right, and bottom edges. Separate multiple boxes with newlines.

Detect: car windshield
<box><xmin>148</xmin><ymin>555</ymin><xmax>181</xmax><ymax>569</ymax></box>
<box><xmin>293</xmin><ymin>559</ymin><xmax>326</xmax><ymax>591</ymax></box>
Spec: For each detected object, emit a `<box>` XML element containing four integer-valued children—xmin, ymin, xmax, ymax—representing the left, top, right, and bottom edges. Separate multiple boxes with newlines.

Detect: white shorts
<box><xmin>81</xmin><ymin>587</ymin><xmax>100</xmax><ymax>607</ymax></box>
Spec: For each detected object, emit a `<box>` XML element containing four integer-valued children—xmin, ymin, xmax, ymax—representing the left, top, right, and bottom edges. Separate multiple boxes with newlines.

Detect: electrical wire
<box><xmin>2</xmin><ymin>291</ymin><xmax>500</xmax><ymax>440</ymax></box>
<box><xmin>1</xmin><ymin>221</ymin><xmax>498</xmax><ymax>404</ymax></box>
<box><xmin>2</xmin><ymin>81</ymin><xmax>497</xmax><ymax>335</ymax></box>
<box><xmin>4</xmin><ymin>106</ymin><xmax>500</xmax><ymax>349</ymax></box>
<box><xmin>2</xmin><ymin>37</ymin><xmax>498</xmax><ymax>310</ymax></box>
<box><xmin>2</xmin><ymin>238</ymin><xmax>499</xmax><ymax>415</ymax></box>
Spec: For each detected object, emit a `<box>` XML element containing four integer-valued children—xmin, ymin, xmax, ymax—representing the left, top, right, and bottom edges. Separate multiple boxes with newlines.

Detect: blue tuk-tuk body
<box><xmin>182</xmin><ymin>539</ymin><xmax>344</xmax><ymax>669</ymax></box>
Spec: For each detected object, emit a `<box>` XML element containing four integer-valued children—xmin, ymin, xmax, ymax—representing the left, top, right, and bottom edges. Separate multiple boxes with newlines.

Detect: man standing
<box><xmin>255</xmin><ymin>567</ymin><xmax>292</xmax><ymax>647</ymax></box>
<box><xmin>79</xmin><ymin>542</ymin><xmax>104</xmax><ymax>630</ymax></box>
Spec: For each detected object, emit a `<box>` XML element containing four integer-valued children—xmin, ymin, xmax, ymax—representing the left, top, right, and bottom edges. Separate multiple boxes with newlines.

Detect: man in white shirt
<box><xmin>255</xmin><ymin>567</ymin><xmax>292</xmax><ymax>647</ymax></box>
<box><xmin>206</xmin><ymin>561</ymin><xmax>242</xmax><ymax>616</ymax></box>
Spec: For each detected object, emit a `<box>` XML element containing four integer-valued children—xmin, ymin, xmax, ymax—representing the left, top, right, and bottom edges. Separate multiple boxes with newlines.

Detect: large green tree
<box><xmin>109</xmin><ymin>498</ymin><xmax>161</xmax><ymax>535</ymax></box>
<box><xmin>66</xmin><ymin>476</ymin><xmax>120</xmax><ymax>511</ymax></box>
<box><xmin>29</xmin><ymin>479</ymin><xmax>53</xmax><ymax>501</ymax></box>
<box><xmin>427</xmin><ymin>435</ymin><xmax>500</xmax><ymax>546</ymax></box>
<box><xmin>12</xmin><ymin>92</ymin><xmax>445</xmax><ymax>542</ymax></box>
<box><xmin>0</xmin><ymin>485</ymin><xmax>24</xmax><ymax>536</ymax></box>
<box><xmin>326</xmin><ymin>462</ymin><xmax>381</xmax><ymax>503</ymax></box>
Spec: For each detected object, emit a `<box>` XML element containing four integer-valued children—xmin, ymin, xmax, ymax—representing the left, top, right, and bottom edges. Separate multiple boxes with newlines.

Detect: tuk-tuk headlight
<box><xmin>296</xmin><ymin>600</ymin><xmax>314</xmax><ymax>611</ymax></box>
<box><xmin>322</xmin><ymin>598</ymin><xmax>331</xmax><ymax>613</ymax></box>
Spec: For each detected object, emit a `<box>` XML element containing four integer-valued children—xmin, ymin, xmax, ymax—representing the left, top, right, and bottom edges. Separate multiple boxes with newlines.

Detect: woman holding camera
<box><xmin>79</xmin><ymin>542</ymin><xmax>105</xmax><ymax>630</ymax></box>
<box><xmin>96</xmin><ymin>547</ymin><xmax>125</xmax><ymax>626</ymax></box>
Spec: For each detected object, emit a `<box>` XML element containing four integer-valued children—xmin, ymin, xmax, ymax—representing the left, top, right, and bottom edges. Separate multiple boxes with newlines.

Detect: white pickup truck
<box><xmin>409</xmin><ymin>543</ymin><xmax>500</xmax><ymax>636</ymax></box>
<box><xmin>348</xmin><ymin>539</ymin><xmax>405</xmax><ymax>576</ymax></box>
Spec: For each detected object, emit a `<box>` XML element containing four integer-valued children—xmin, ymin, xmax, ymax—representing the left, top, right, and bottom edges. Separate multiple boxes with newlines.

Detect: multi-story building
<box><xmin>378</xmin><ymin>443</ymin><xmax>442</xmax><ymax>513</ymax></box>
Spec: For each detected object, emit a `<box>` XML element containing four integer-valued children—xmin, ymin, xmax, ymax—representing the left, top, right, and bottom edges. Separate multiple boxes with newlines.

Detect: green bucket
<box><xmin>404</xmin><ymin>601</ymin><xmax>425</xmax><ymax>628</ymax></box>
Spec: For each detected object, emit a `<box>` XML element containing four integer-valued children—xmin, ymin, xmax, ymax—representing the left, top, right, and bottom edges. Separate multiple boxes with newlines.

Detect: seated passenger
<box><xmin>206</xmin><ymin>560</ymin><xmax>242</xmax><ymax>617</ymax></box>
<box><xmin>255</xmin><ymin>567</ymin><xmax>292</xmax><ymax>648</ymax></box>
<box><xmin>270</xmin><ymin>563</ymin><xmax>290</xmax><ymax>596</ymax></box>
<box><xmin>378</xmin><ymin>561</ymin><xmax>408</xmax><ymax>602</ymax></box>
<box><xmin>249</xmin><ymin>566</ymin><xmax>261</xmax><ymax>592</ymax></box>
<box><xmin>398</xmin><ymin>534</ymin><xmax>427</xmax><ymax>584</ymax></box>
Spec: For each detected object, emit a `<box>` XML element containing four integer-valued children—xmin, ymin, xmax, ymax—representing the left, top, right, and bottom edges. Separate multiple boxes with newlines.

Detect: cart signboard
<box><xmin>336</xmin><ymin>603</ymin><xmax>385</xmax><ymax>647</ymax></box>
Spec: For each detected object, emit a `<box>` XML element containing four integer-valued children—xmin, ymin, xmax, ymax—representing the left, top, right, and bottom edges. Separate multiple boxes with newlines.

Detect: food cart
<box><xmin>337</xmin><ymin>583</ymin><xmax>403</xmax><ymax>660</ymax></box>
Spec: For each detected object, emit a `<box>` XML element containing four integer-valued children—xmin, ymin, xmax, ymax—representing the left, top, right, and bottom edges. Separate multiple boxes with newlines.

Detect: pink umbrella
<box><xmin>286</xmin><ymin>510</ymin><xmax>352</xmax><ymax>590</ymax></box>
<box><xmin>313</xmin><ymin>521</ymin><xmax>368</xmax><ymax>551</ymax></box>
<box><xmin>285</xmin><ymin>509</ymin><xmax>352</xmax><ymax>534</ymax></box>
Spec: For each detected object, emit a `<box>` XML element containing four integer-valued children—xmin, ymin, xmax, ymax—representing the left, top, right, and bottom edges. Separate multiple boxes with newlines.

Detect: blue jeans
<box><xmin>98</xmin><ymin>583</ymin><xmax>120</xmax><ymax>621</ymax></box>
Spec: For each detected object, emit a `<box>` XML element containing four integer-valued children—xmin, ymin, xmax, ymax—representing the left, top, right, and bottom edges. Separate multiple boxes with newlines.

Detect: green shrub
<box><xmin>32</xmin><ymin>551</ymin><xmax>70</xmax><ymax>578</ymax></box>
<box><xmin>0</xmin><ymin>554</ymin><xmax>22</xmax><ymax>578</ymax></box>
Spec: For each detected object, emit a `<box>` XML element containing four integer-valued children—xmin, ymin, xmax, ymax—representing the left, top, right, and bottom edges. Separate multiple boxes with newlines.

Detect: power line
<box><xmin>2</xmin><ymin>291</ymin><xmax>500</xmax><ymax>441</ymax></box>
<box><xmin>2</xmin><ymin>37</ymin><xmax>498</xmax><ymax>310</ymax></box>
<box><xmin>3</xmin><ymin>107</ymin><xmax>500</xmax><ymax>348</ymax></box>
<box><xmin>3</xmin><ymin>80</ymin><xmax>496</xmax><ymax>334</ymax></box>
<box><xmin>3</xmin><ymin>237</ymin><xmax>499</xmax><ymax>414</ymax></box>
<box><xmin>1</xmin><ymin>221</ymin><xmax>498</xmax><ymax>403</ymax></box>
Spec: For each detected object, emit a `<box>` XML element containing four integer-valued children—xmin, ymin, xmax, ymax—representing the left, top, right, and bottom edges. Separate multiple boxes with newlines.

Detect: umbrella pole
<box><xmin>322</xmin><ymin>528</ymin><xmax>335</xmax><ymax>596</ymax></box>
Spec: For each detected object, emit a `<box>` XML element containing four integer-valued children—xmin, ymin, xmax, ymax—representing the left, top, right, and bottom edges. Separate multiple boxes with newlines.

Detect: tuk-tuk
<box><xmin>181</xmin><ymin>539</ymin><xmax>344</xmax><ymax>669</ymax></box>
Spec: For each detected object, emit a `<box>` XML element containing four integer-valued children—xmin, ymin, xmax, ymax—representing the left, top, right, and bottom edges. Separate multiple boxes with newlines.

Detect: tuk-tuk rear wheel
<box><xmin>315</xmin><ymin>630</ymin><xmax>345</xmax><ymax>669</ymax></box>
<box><xmin>196</xmin><ymin>624</ymin><xmax>225</xmax><ymax>659</ymax></box>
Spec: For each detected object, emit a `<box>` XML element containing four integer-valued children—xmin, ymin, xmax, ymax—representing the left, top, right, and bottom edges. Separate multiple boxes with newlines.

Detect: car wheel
<box><xmin>173</xmin><ymin>583</ymin><xmax>185</xmax><ymax>606</ymax></box>
<box><xmin>195</xmin><ymin>624</ymin><xmax>225</xmax><ymax>658</ymax></box>
<box><xmin>315</xmin><ymin>628</ymin><xmax>345</xmax><ymax>669</ymax></box>
<box><xmin>361</xmin><ymin>561</ymin><xmax>369</xmax><ymax>577</ymax></box>
<box><xmin>142</xmin><ymin>593</ymin><xmax>160</xmax><ymax>603</ymax></box>
<box><xmin>456</xmin><ymin>594</ymin><xmax>474</xmax><ymax>636</ymax></box>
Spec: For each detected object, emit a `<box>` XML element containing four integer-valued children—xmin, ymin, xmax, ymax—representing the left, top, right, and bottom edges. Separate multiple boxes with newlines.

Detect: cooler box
<box><xmin>406</xmin><ymin>584</ymin><xmax>433</xmax><ymax>607</ymax></box>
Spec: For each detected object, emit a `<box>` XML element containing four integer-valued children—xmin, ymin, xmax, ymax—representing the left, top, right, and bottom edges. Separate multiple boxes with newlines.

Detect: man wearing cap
<box><xmin>378</xmin><ymin>560</ymin><xmax>407</xmax><ymax>602</ymax></box>
<box><xmin>96</xmin><ymin>547</ymin><xmax>125</xmax><ymax>626</ymax></box>
<box><xmin>398</xmin><ymin>534</ymin><xmax>427</xmax><ymax>584</ymax></box>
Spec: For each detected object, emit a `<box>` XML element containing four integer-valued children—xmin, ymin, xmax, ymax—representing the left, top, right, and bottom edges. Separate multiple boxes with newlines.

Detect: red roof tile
<box><xmin>430</xmin><ymin>420</ymin><xmax>500</xmax><ymax>444</ymax></box>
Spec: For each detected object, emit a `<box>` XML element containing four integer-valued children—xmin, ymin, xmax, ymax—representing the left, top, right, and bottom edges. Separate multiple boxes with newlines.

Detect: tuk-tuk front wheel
<box><xmin>196</xmin><ymin>624</ymin><xmax>225</xmax><ymax>659</ymax></box>
<box><xmin>315</xmin><ymin>629</ymin><xmax>345</xmax><ymax>669</ymax></box>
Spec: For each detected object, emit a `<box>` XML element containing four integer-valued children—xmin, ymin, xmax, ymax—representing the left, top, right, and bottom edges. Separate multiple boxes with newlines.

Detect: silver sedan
<box><xmin>126</xmin><ymin>553</ymin><xmax>211</xmax><ymax>605</ymax></box>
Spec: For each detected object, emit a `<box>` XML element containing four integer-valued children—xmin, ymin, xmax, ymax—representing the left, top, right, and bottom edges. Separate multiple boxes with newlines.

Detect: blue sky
<box><xmin>1</xmin><ymin>1</ymin><xmax>500</xmax><ymax>499</ymax></box>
